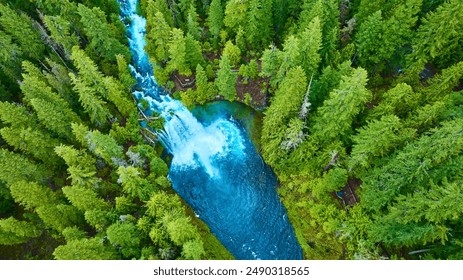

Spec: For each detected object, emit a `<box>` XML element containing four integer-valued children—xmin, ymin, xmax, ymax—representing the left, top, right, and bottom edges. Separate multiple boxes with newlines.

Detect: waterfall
<box><xmin>118</xmin><ymin>0</ymin><xmax>302</xmax><ymax>260</ymax></box>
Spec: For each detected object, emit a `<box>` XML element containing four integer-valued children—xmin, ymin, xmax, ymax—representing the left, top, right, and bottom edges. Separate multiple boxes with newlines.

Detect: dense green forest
<box><xmin>1</xmin><ymin>0</ymin><xmax>463</xmax><ymax>260</ymax></box>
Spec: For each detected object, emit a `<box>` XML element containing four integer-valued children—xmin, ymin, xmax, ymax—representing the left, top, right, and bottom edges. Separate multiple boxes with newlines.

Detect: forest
<box><xmin>0</xmin><ymin>0</ymin><xmax>462</xmax><ymax>260</ymax></box>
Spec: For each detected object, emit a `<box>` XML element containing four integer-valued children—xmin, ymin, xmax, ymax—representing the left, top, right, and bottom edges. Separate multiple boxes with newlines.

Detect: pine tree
<box><xmin>54</xmin><ymin>145</ymin><xmax>100</xmax><ymax>188</ymax></box>
<box><xmin>167</xmin><ymin>28</ymin><xmax>191</xmax><ymax>76</ymax></box>
<box><xmin>0</xmin><ymin>3</ymin><xmax>45</xmax><ymax>60</ymax></box>
<box><xmin>349</xmin><ymin>115</ymin><xmax>415</xmax><ymax>169</ymax></box>
<box><xmin>223</xmin><ymin>0</ymin><xmax>248</xmax><ymax>37</ymax></box>
<box><xmin>222</xmin><ymin>40</ymin><xmax>241</xmax><ymax>67</ymax></box>
<box><xmin>0</xmin><ymin>217</ymin><xmax>41</xmax><ymax>245</ymax></box>
<box><xmin>0</xmin><ymin>101</ymin><xmax>36</xmax><ymax>128</ymax></box>
<box><xmin>261</xmin><ymin>67</ymin><xmax>307</xmax><ymax>166</ymax></box>
<box><xmin>207</xmin><ymin>0</ymin><xmax>224</xmax><ymax>46</ymax></box>
<box><xmin>409</xmin><ymin>0</ymin><xmax>463</xmax><ymax>70</ymax></box>
<box><xmin>0</xmin><ymin>126</ymin><xmax>61</xmax><ymax>164</ymax></box>
<box><xmin>186</xmin><ymin>3</ymin><xmax>201</xmax><ymax>40</ymax></box>
<box><xmin>103</xmin><ymin>76</ymin><xmax>136</xmax><ymax>117</ymax></box>
<box><xmin>355</xmin><ymin>11</ymin><xmax>384</xmax><ymax>68</ymax></box>
<box><xmin>145</xmin><ymin>11</ymin><xmax>171</xmax><ymax>64</ymax></box>
<box><xmin>62</xmin><ymin>185</ymin><xmax>110</xmax><ymax>212</ymax></box>
<box><xmin>312</xmin><ymin>68</ymin><xmax>371</xmax><ymax>144</ymax></box>
<box><xmin>182</xmin><ymin>239</ymin><xmax>205</xmax><ymax>260</ymax></box>
<box><xmin>298</xmin><ymin>17</ymin><xmax>322</xmax><ymax>78</ymax></box>
<box><xmin>117</xmin><ymin>166</ymin><xmax>154</xmax><ymax>200</ymax></box>
<box><xmin>215</xmin><ymin>56</ymin><xmax>237</xmax><ymax>102</ymax></box>
<box><xmin>21</xmin><ymin>61</ymin><xmax>82</xmax><ymax>139</ymax></box>
<box><xmin>77</xmin><ymin>4</ymin><xmax>130</xmax><ymax>61</ymax></box>
<box><xmin>0</xmin><ymin>149</ymin><xmax>48</xmax><ymax>185</ymax></box>
<box><xmin>53</xmin><ymin>238</ymin><xmax>118</xmax><ymax>260</ymax></box>
<box><xmin>116</xmin><ymin>54</ymin><xmax>136</xmax><ymax>92</ymax></box>
<box><xmin>36</xmin><ymin>204</ymin><xmax>83</xmax><ymax>232</ymax></box>
<box><xmin>194</xmin><ymin>64</ymin><xmax>214</xmax><ymax>104</ymax></box>
<box><xmin>86</xmin><ymin>130</ymin><xmax>124</xmax><ymax>166</ymax></box>
<box><xmin>43</xmin><ymin>15</ymin><xmax>79</xmax><ymax>58</ymax></box>
<box><xmin>184</xmin><ymin>33</ymin><xmax>204</xmax><ymax>70</ymax></box>
<box><xmin>69</xmin><ymin>73</ymin><xmax>110</xmax><ymax>126</ymax></box>
<box><xmin>360</xmin><ymin>118</ymin><xmax>463</xmax><ymax>212</ymax></box>
<box><xmin>9</xmin><ymin>180</ymin><xmax>57</xmax><ymax>211</ymax></box>
<box><xmin>106</xmin><ymin>222</ymin><xmax>141</xmax><ymax>258</ymax></box>
<box><xmin>370</xmin><ymin>83</ymin><xmax>418</xmax><ymax>119</ymax></box>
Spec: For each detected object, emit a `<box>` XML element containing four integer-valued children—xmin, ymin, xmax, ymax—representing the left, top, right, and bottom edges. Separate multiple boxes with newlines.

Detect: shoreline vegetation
<box><xmin>1</xmin><ymin>0</ymin><xmax>463</xmax><ymax>260</ymax></box>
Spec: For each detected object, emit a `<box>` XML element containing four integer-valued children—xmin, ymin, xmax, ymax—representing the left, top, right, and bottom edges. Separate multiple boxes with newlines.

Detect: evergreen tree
<box><xmin>77</xmin><ymin>4</ymin><xmax>130</xmax><ymax>61</ymax></box>
<box><xmin>298</xmin><ymin>17</ymin><xmax>322</xmax><ymax>78</ymax></box>
<box><xmin>145</xmin><ymin>11</ymin><xmax>171</xmax><ymax>64</ymax></box>
<box><xmin>86</xmin><ymin>130</ymin><xmax>124</xmax><ymax>166</ymax></box>
<box><xmin>184</xmin><ymin>33</ymin><xmax>204</xmax><ymax>70</ymax></box>
<box><xmin>167</xmin><ymin>28</ymin><xmax>191</xmax><ymax>76</ymax></box>
<box><xmin>312</xmin><ymin>68</ymin><xmax>371</xmax><ymax>144</ymax></box>
<box><xmin>106</xmin><ymin>222</ymin><xmax>141</xmax><ymax>258</ymax></box>
<box><xmin>0</xmin><ymin>217</ymin><xmax>41</xmax><ymax>245</ymax></box>
<box><xmin>54</xmin><ymin>145</ymin><xmax>100</xmax><ymax>188</ymax></box>
<box><xmin>186</xmin><ymin>3</ymin><xmax>201</xmax><ymax>40</ymax></box>
<box><xmin>9</xmin><ymin>181</ymin><xmax>58</xmax><ymax>211</ymax></box>
<box><xmin>117</xmin><ymin>166</ymin><xmax>154</xmax><ymax>201</ymax></box>
<box><xmin>0</xmin><ymin>149</ymin><xmax>48</xmax><ymax>185</ymax></box>
<box><xmin>261</xmin><ymin>67</ymin><xmax>307</xmax><ymax>166</ymax></box>
<box><xmin>222</xmin><ymin>40</ymin><xmax>241</xmax><ymax>67</ymax></box>
<box><xmin>0</xmin><ymin>3</ymin><xmax>45</xmax><ymax>60</ymax></box>
<box><xmin>62</xmin><ymin>185</ymin><xmax>110</xmax><ymax>212</ymax></box>
<box><xmin>116</xmin><ymin>54</ymin><xmax>136</xmax><ymax>92</ymax></box>
<box><xmin>21</xmin><ymin>62</ymin><xmax>82</xmax><ymax>139</ymax></box>
<box><xmin>409</xmin><ymin>0</ymin><xmax>463</xmax><ymax>71</ymax></box>
<box><xmin>53</xmin><ymin>238</ymin><xmax>118</xmax><ymax>260</ymax></box>
<box><xmin>360</xmin><ymin>118</ymin><xmax>463</xmax><ymax>212</ymax></box>
<box><xmin>207</xmin><ymin>0</ymin><xmax>224</xmax><ymax>46</ymax></box>
<box><xmin>215</xmin><ymin>56</ymin><xmax>237</xmax><ymax>101</ymax></box>
<box><xmin>36</xmin><ymin>204</ymin><xmax>82</xmax><ymax>232</ymax></box>
<box><xmin>43</xmin><ymin>15</ymin><xmax>79</xmax><ymax>58</ymax></box>
<box><xmin>349</xmin><ymin>115</ymin><xmax>415</xmax><ymax>169</ymax></box>
<box><xmin>103</xmin><ymin>76</ymin><xmax>136</xmax><ymax>117</ymax></box>
<box><xmin>0</xmin><ymin>101</ymin><xmax>36</xmax><ymax>128</ymax></box>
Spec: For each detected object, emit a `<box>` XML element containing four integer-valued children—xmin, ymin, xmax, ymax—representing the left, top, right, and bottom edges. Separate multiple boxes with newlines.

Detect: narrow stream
<box><xmin>119</xmin><ymin>0</ymin><xmax>302</xmax><ymax>260</ymax></box>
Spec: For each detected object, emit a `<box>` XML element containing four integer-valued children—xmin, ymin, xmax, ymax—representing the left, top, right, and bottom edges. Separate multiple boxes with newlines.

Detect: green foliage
<box><xmin>117</xmin><ymin>166</ymin><xmax>154</xmax><ymax>201</ymax></box>
<box><xmin>62</xmin><ymin>227</ymin><xmax>86</xmax><ymax>241</ymax></box>
<box><xmin>409</xmin><ymin>0</ymin><xmax>463</xmax><ymax>70</ymax></box>
<box><xmin>9</xmin><ymin>181</ymin><xmax>58</xmax><ymax>210</ymax></box>
<box><xmin>261</xmin><ymin>67</ymin><xmax>307</xmax><ymax>167</ymax></box>
<box><xmin>349</xmin><ymin>115</ymin><xmax>415</xmax><ymax>169</ymax></box>
<box><xmin>36</xmin><ymin>204</ymin><xmax>82</xmax><ymax>232</ymax></box>
<box><xmin>145</xmin><ymin>10</ymin><xmax>171</xmax><ymax>64</ymax></box>
<box><xmin>222</xmin><ymin>40</ymin><xmax>241</xmax><ymax>67</ymax></box>
<box><xmin>167</xmin><ymin>28</ymin><xmax>191</xmax><ymax>76</ymax></box>
<box><xmin>77</xmin><ymin>4</ymin><xmax>130</xmax><ymax>61</ymax></box>
<box><xmin>55</xmin><ymin>144</ymin><xmax>100</xmax><ymax>188</ymax></box>
<box><xmin>53</xmin><ymin>238</ymin><xmax>118</xmax><ymax>260</ymax></box>
<box><xmin>182</xmin><ymin>239</ymin><xmax>205</xmax><ymax>260</ymax></box>
<box><xmin>238</xmin><ymin>59</ymin><xmax>259</xmax><ymax>80</ymax></box>
<box><xmin>215</xmin><ymin>56</ymin><xmax>237</xmax><ymax>101</ymax></box>
<box><xmin>0</xmin><ymin>3</ymin><xmax>44</xmax><ymax>60</ymax></box>
<box><xmin>360</xmin><ymin>118</ymin><xmax>463</xmax><ymax>212</ymax></box>
<box><xmin>0</xmin><ymin>217</ymin><xmax>41</xmax><ymax>245</ymax></box>
<box><xmin>207</xmin><ymin>0</ymin><xmax>224</xmax><ymax>45</ymax></box>
<box><xmin>0</xmin><ymin>149</ymin><xmax>48</xmax><ymax>185</ymax></box>
<box><xmin>106</xmin><ymin>222</ymin><xmax>141</xmax><ymax>258</ymax></box>
<box><xmin>62</xmin><ymin>185</ymin><xmax>109</xmax><ymax>212</ymax></box>
<box><xmin>86</xmin><ymin>130</ymin><xmax>124</xmax><ymax>166</ymax></box>
<box><xmin>298</xmin><ymin>17</ymin><xmax>322</xmax><ymax>77</ymax></box>
<box><xmin>312</xmin><ymin>68</ymin><xmax>371</xmax><ymax>144</ymax></box>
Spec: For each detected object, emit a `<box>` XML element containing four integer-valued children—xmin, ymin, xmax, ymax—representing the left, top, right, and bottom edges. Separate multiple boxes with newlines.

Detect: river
<box><xmin>118</xmin><ymin>0</ymin><xmax>302</xmax><ymax>260</ymax></box>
